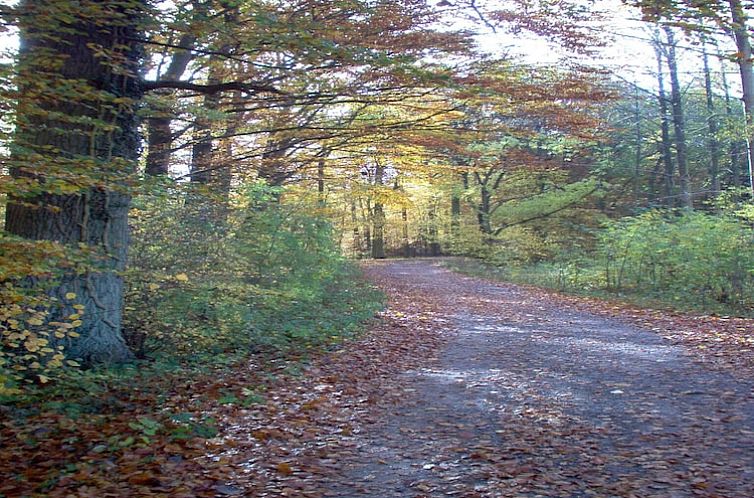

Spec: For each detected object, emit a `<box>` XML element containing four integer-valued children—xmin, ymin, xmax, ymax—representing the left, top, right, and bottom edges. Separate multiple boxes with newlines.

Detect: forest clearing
<box><xmin>1</xmin><ymin>0</ymin><xmax>754</xmax><ymax>496</ymax></box>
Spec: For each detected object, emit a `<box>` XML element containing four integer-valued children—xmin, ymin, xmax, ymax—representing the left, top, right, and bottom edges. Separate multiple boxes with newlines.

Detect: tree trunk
<box><xmin>371</xmin><ymin>159</ymin><xmax>386</xmax><ymax>259</ymax></box>
<box><xmin>6</xmin><ymin>0</ymin><xmax>143</xmax><ymax>364</ymax></box>
<box><xmin>477</xmin><ymin>186</ymin><xmax>493</xmax><ymax>235</ymax></box>
<box><xmin>145</xmin><ymin>28</ymin><xmax>198</xmax><ymax>176</ymax></box>
<box><xmin>428</xmin><ymin>202</ymin><xmax>441</xmax><ymax>257</ymax></box>
<box><xmin>350</xmin><ymin>199</ymin><xmax>362</xmax><ymax>256</ymax></box>
<box><xmin>190</xmin><ymin>58</ymin><xmax>221</xmax><ymax>185</ymax></box>
<box><xmin>702</xmin><ymin>42</ymin><xmax>721</xmax><ymax>196</ymax></box>
<box><xmin>451</xmin><ymin>174</ymin><xmax>462</xmax><ymax>241</ymax></box>
<box><xmin>402</xmin><ymin>206</ymin><xmax>410</xmax><ymax>257</ymax></box>
<box><xmin>258</xmin><ymin>136</ymin><xmax>294</xmax><ymax>188</ymax></box>
<box><xmin>729</xmin><ymin>0</ymin><xmax>754</xmax><ymax>196</ymax></box>
<box><xmin>720</xmin><ymin>45</ymin><xmax>744</xmax><ymax>187</ymax></box>
<box><xmin>654</xmin><ymin>41</ymin><xmax>675</xmax><ymax>205</ymax></box>
<box><xmin>633</xmin><ymin>84</ymin><xmax>642</xmax><ymax>201</ymax></box>
<box><xmin>318</xmin><ymin>158</ymin><xmax>326</xmax><ymax>207</ymax></box>
<box><xmin>664</xmin><ymin>26</ymin><xmax>693</xmax><ymax>208</ymax></box>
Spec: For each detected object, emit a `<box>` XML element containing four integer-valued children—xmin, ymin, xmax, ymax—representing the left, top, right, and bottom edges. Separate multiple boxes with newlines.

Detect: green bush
<box><xmin>600</xmin><ymin>210</ymin><xmax>754</xmax><ymax>311</ymax></box>
<box><xmin>123</xmin><ymin>181</ymin><xmax>383</xmax><ymax>361</ymax></box>
<box><xmin>448</xmin><ymin>207</ymin><xmax>754</xmax><ymax>316</ymax></box>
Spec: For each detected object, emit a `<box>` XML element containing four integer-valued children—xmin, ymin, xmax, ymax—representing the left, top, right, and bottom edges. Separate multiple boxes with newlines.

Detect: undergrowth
<box><xmin>445</xmin><ymin>217</ymin><xmax>751</xmax><ymax>320</ymax></box>
<box><xmin>1</xmin><ymin>181</ymin><xmax>384</xmax><ymax>411</ymax></box>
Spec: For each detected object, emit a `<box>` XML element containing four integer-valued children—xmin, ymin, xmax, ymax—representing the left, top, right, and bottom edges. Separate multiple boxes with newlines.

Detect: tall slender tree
<box><xmin>663</xmin><ymin>25</ymin><xmax>693</xmax><ymax>208</ymax></box>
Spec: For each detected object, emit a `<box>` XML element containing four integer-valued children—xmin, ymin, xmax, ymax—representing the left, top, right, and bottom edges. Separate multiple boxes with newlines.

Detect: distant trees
<box><xmin>633</xmin><ymin>0</ymin><xmax>754</xmax><ymax>198</ymax></box>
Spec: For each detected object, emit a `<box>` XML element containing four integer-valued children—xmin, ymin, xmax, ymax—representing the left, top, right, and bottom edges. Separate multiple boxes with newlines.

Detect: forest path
<box><xmin>322</xmin><ymin>259</ymin><xmax>754</xmax><ymax>497</ymax></box>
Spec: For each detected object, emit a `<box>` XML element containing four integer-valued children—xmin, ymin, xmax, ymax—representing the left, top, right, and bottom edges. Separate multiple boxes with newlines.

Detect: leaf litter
<box><xmin>2</xmin><ymin>259</ymin><xmax>753</xmax><ymax>496</ymax></box>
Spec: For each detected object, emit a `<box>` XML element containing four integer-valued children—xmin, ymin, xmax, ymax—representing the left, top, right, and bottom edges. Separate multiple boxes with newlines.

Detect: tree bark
<box><xmin>371</xmin><ymin>159</ymin><xmax>386</xmax><ymax>259</ymax></box>
<box><xmin>474</xmin><ymin>171</ymin><xmax>493</xmax><ymax>235</ymax></box>
<box><xmin>654</xmin><ymin>40</ymin><xmax>675</xmax><ymax>206</ymax></box>
<box><xmin>6</xmin><ymin>0</ymin><xmax>144</xmax><ymax>363</ymax></box>
<box><xmin>720</xmin><ymin>45</ymin><xmax>745</xmax><ymax>187</ymax></box>
<box><xmin>350</xmin><ymin>198</ymin><xmax>362</xmax><ymax>256</ymax></box>
<box><xmin>258</xmin><ymin>135</ymin><xmax>295</xmax><ymax>188</ymax></box>
<box><xmin>633</xmin><ymin>84</ymin><xmax>642</xmax><ymax>201</ymax></box>
<box><xmin>317</xmin><ymin>159</ymin><xmax>326</xmax><ymax>207</ymax></box>
<box><xmin>728</xmin><ymin>0</ymin><xmax>754</xmax><ymax>196</ymax></box>
<box><xmin>451</xmin><ymin>173</ymin><xmax>463</xmax><ymax>241</ymax></box>
<box><xmin>702</xmin><ymin>41</ymin><xmax>721</xmax><ymax>196</ymax></box>
<box><xmin>145</xmin><ymin>31</ymin><xmax>198</xmax><ymax>176</ymax></box>
<box><xmin>190</xmin><ymin>56</ymin><xmax>222</xmax><ymax>185</ymax></box>
<box><xmin>664</xmin><ymin>26</ymin><xmax>693</xmax><ymax>208</ymax></box>
<box><xmin>428</xmin><ymin>201</ymin><xmax>441</xmax><ymax>257</ymax></box>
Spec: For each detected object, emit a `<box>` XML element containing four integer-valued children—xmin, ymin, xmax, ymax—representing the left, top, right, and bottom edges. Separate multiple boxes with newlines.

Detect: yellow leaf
<box><xmin>148</xmin><ymin>283</ymin><xmax>160</xmax><ymax>291</ymax></box>
<box><xmin>68</xmin><ymin>331</ymin><xmax>80</xmax><ymax>338</ymax></box>
<box><xmin>73</xmin><ymin>304</ymin><xmax>85</xmax><ymax>311</ymax></box>
<box><xmin>65</xmin><ymin>292</ymin><xmax>77</xmax><ymax>300</ymax></box>
<box><xmin>38</xmin><ymin>375</ymin><xmax>50</xmax><ymax>384</ymax></box>
<box><xmin>54</xmin><ymin>331</ymin><xmax>65</xmax><ymax>338</ymax></box>
<box><xmin>66</xmin><ymin>360</ymin><xmax>81</xmax><ymax>367</ymax></box>
<box><xmin>71</xmin><ymin>320</ymin><xmax>83</xmax><ymax>327</ymax></box>
<box><xmin>27</xmin><ymin>318</ymin><xmax>43</xmax><ymax>326</ymax></box>
<box><xmin>175</xmin><ymin>273</ymin><xmax>189</xmax><ymax>282</ymax></box>
<box><xmin>68</xmin><ymin>313</ymin><xmax>80</xmax><ymax>320</ymax></box>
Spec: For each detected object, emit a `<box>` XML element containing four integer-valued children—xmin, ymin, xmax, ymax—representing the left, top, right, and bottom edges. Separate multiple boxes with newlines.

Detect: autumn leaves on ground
<box><xmin>1</xmin><ymin>259</ymin><xmax>752</xmax><ymax>497</ymax></box>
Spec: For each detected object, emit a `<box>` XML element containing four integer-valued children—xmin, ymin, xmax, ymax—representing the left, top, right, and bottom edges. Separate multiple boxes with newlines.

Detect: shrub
<box><xmin>600</xmin><ymin>210</ymin><xmax>754</xmax><ymax>310</ymax></box>
<box><xmin>123</xmin><ymin>181</ymin><xmax>382</xmax><ymax>361</ymax></box>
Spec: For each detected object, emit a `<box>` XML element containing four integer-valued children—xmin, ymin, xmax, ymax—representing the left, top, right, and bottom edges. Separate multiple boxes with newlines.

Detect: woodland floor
<box><xmin>3</xmin><ymin>259</ymin><xmax>754</xmax><ymax>497</ymax></box>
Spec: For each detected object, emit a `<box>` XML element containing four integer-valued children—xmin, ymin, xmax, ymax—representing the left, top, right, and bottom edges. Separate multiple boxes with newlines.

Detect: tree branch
<box><xmin>141</xmin><ymin>80</ymin><xmax>285</xmax><ymax>95</ymax></box>
<box><xmin>492</xmin><ymin>186</ymin><xmax>599</xmax><ymax>235</ymax></box>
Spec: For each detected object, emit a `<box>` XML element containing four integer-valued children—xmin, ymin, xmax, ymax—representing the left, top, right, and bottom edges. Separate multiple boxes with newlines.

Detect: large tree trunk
<box><xmin>664</xmin><ymin>26</ymin><xmax>693</xmax><ymax>208</ymax></box>
<box><xmin>145</xmin><ymin>32</ymin><xmax>197</xmax><ymax>176</ymax></box>
<box><xmin>350</xmin><ymin>198</ymin><xmax>362</xmax><ymax>256</ymax></box>
<box><xmin>633</xmin><ymin>84</ymin><xmax>642</xmax><ymax>201</ymax></box>
<box><xmin>317</xmin><ymin>158</ymin><xmax>326</xmax><ymax>207</ymax></box>
<box><xmin>6</xmin><ymin>0</ymin><xmax>143</xmax><ymax>363</ymax></box>
<box><xmin>475</xmin><ymin>172</ymin><xmax>493</xmax><ymax>235</ymax></box>
<box><xmin>428</xmin><ymin>201</ymin><xmax>441</xmax><ymax>257</ymax></box>
<box><xmin>144</xmin><ymin>1</ymin><xmax>204</xmax><ymax>176</ymax></box>
<box><xmin>190</xmin><ymin>61</ymin><xmax>221</xmax><ymax>185</ymax></box>
<box><xmin>451</xmin><ymin>173</ymin><xmax>463</xmax><ymax>242</ymax></box>
<box><xmin>190</xmin><ymin>1</ymin><xmax>239</xmax><ymax>186</ymax></box>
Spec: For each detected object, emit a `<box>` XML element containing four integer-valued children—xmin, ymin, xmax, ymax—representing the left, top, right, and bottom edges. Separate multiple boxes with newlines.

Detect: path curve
<box><xmin>326</xmin><ymin>259</ymin><xmax>754</xmax><ymax>497</ymax></box>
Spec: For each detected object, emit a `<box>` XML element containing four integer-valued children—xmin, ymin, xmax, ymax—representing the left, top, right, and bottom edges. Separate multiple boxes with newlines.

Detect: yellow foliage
<box><xmin>1</xmin><ymin>284</ymin><xmax>84</xmax><ymax>387</ymax></box>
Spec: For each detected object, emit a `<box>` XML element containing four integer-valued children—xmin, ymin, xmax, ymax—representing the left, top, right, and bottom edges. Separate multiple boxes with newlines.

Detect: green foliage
<box><xmin>454</xmin><ymin>208</ymin><xmax>754</xmax><ymax>316</ymax></box>
<box><xmin>123</xmin><ymin>181</ymin><xmax>383</xmax><ymax>362</ymax></box>
<box><xmin>600</xmin><ymin>210</ymin><xmax>754</xmax><ymax>311</ymax></box>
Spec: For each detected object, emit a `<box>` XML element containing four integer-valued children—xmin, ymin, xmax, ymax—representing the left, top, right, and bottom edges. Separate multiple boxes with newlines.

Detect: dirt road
<box><xmin>324</xmin><ymin>260</ymin><xmax>754</xmax><ymax>497</ymax></box>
